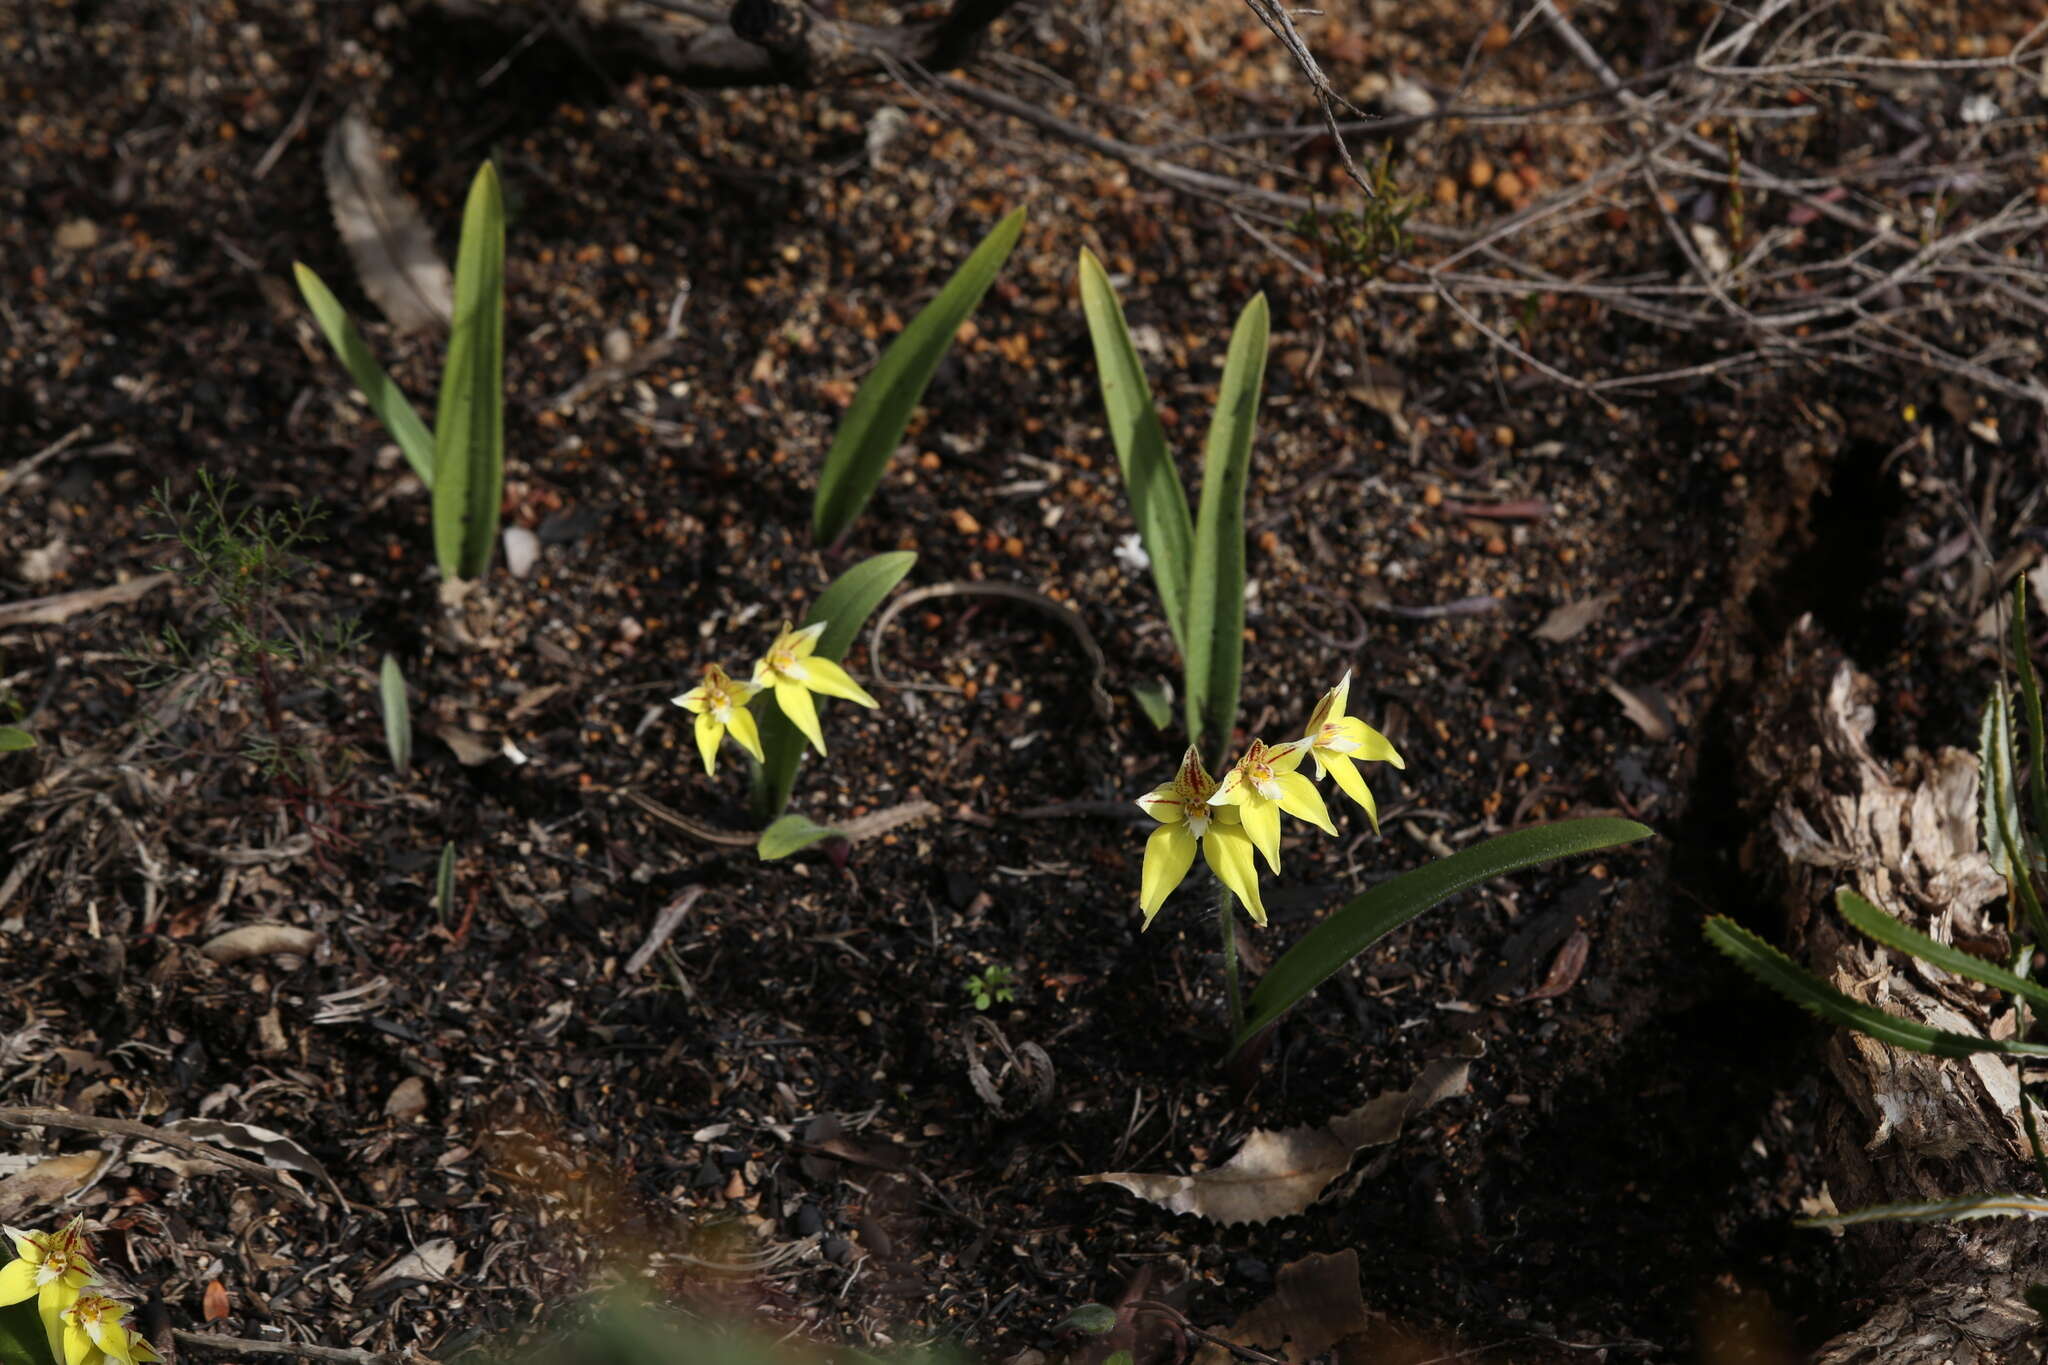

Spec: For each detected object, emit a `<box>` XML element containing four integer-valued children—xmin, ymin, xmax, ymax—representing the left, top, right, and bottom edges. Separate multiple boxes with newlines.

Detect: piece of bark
<box><xmin>1745</xmin><ymin>617</ymin><xmax>2046</xmax><ymax>1363</ymax></box>
<box><xmin>431</xmin><ymin>0</ymin><xmax>1023</xmax><ymax>89</ymax></box>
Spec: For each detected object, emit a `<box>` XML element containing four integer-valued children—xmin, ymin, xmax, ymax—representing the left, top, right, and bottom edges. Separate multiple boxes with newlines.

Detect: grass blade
<box><xmin>813</xmin><ymin>208</ymin><xmax>1024</xmax><ymax>547</ymax></box>
<box><xmin>1236</xmin><ymin>818</ymin><xmax>1652</xmax><ymax>1048</ymax></box>
<box><xmin>1184</xmin><ymin>292</ymin><xmax>1267</xmax><ymax>759</ymax></box>
<box><xmin>379</xmin><ymin>653</ymin><xmax>412</xmax><ymax>774</ymax></box>
<box><xmin>432</xmin><ymin>162</ymin><xmax>506</xmax><ymax>580</ymax></box>
<box><xmin>434</xmin><ymin>841</ymin><xmax>457</xmax><ymax>925</ymax></box>
<box><xmin>2010</xmin><ymin>576</ymin><xmax>2048</xmax><ymax>844</ymax></box>
<box><xmin>1797</xmin><ymin>1193</ymin><xmax>2048</xmax><ymax>1228</ymax></box>
<box><xmin>1078</xmin><ymin>247</ymin><xmax>1193</xmax><ymax>650</ymax></box>
<box><xmin>0</xmin><ymin>727</ymin><xmax>33</xmax><ymax>752</ymax></box>
<box><xmin>1983</xmin><ymin>682</ymin><xmax>2048</xmax><ymax>939</ymax></box>
<box><xmin>1705</xmin><ymin>915</ymin><xmax>2048</xmax><ymax>1057</ymax></box>
<box><xmin>293</xmin><ymin>262</ymin><xmax>437</xmax><ymax>485</ymax></box>
<box><xmin>1836</xmin><ymin>886</ymin><xmax>2048</xmax><ymax>1012</ymax></box>
<box><xmin>750</xmin><ymin>551</ymin><xmax>917</xmax><ymax>821</ymax></box>
<box><xmin>757</xmin><ymin>813</ymin><xmax>842</xmax><ymax>860</ymax></box>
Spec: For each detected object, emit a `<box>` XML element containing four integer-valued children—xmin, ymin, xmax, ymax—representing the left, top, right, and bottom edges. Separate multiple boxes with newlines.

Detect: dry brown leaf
<box><xmin>1080</xmin><ymin>1053</ymin><xmax>1471</xmax><ymax>1225</ymax></box>
<box><xmin>365</xmin><ymin>1237</ymin><xmax>458</xmax><ymax>1291</ymax></box>
<box><xmin>1523</xmin><ymin>928</ymin><xmax>1591</xmax><ymax>1002</ymax></box>
<box><xmin>1193</xmin><ymin>1249</ymin><xmax>1370</xmax><ymax>1365</ymax></box>
<box><xmin>203</xmin><ymin>1278</ymin><xmax>230</xmax><ymax>1322</ymax></box>
<box><xmin>323</xmin><ymin>107</ymin><xmax>452</xmax><ymax>333</ymax></box>
<box><xmin>0</xmin><ymin>573</ymin><xmax>173</xmax><ymax>628</ymax></box>
<box><xmin>0</xmin><ymin>1153</ymin><xmax>100</xmax><ymax>1224</ymax></box>
<box><xmin>434</xmin><ymin>725</ymin><xmax>496</xmax><ymax>766</ymax></box>
<box><xmin>1602</xmin><ymin>676</ymin><xmax>1676</xmax><ymax>740</ymax></box>
<box><xmin>1533</xmin><ymin>592</ymin><xmax>1616</xmax><ymax>642</ymax></box>
<box><xmin>1346</xmin><ymin>357</ymin><xmax>1409</xmax><ymax>438</ymax></box>
<box><xmin>161</xmin><ymin>1117</ymin><xmax>344</xmax><ymax>1202</ymax></box>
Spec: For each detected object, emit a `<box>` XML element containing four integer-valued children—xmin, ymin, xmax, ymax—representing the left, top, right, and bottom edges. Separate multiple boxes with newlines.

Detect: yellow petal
<box><xmin>1135</xmin><ymin>783</ymin><xmax>1186</xmax><ymax>824</ymax></box>
<box><xmin>693</xmin><ymin>712</ymin><xmax>723</xmax><ymax>776</ymax></box>
<box><xmin>130</xmin><ymin>1335</ymin><xmax>161</xmax><ymax>1365</ymax></box>
<box><xmin>63</xmin><ymin>1321</ymin><xmax>93</xmax><ymax>1365</ymax></box>
<box><xmin>1267</xmin><ymin>740</ymin><xmax>1310</xmax><ymax>775</ymax></box>
<box><xmin>796</xmin><ymin>657</ymin><xmax>878</xmax><ymax>708</ymax></box>
<box><xmin>672</xmin><ymin>685</ymin><xmax>709</xmax><ymax>715</ymax></box>
<box><xmin>1203</xmin><ymin>827</ymin><xmax>1267</xmax><ymax>926</ymax></box>
<box><xmin>725</xmin><ymin>704</ymin><xmax>765</xmax><ymax>763</ymax></box>
<box><xmin>1325</xmin><ymin>753</ymin><xmax>1380</xmax><ymax>831</ymax></box>
<box><xmin>0</xmin><ymin>1259</ymin><xmax>35</xmax><ymax>1305</ymax></box>
<box><xmin>1332</xmin><ymin>717</ymin><xmax>1403</xmax><ymax>768</ymax></box>
<box><xmin>1238</xmin><ymin>799</ymin><xmax>1282</xmax><ymax>873</ymax></box>
<box><xmin>1209</xmin><ymin>769</ymin><xmax>1251</xmax><ymax>807</ymax></box>
<box><xmin>775</xmin><ymin>680</ymin><xmax>825</xmax><ymax>754</ymax></box>
<box><xmin>1139</xmin><ymin>824</ymin><xmax>1198</xmax><ymax>924</ymax></box>
<box><xmin>1274</xmin><ymin>770</ymin><xmax>1336</xmax><ymax>835</ymax></box>
<box><xmin>787</xmin><ymin>622</ymin><xmax>826</xmax><ymax>659</ymax></box>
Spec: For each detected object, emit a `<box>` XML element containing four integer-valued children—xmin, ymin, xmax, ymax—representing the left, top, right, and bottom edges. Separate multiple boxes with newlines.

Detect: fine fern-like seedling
<box><xmin>1708</xmin><ymin>575</ymin><xmax>2048</xmax><ymax>1234</ymax></box>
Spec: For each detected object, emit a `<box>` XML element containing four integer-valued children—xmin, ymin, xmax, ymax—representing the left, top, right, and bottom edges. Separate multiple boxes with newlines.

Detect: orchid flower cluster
<box><xmin>672</xmin><ymin>620</ymin><xmax>877</xmax><ymax>776</ymax></box>
<box><xmin>1135</xmin><ymin>672</ymin><xmax>1402</xmax><ymax>927</ymax></box>
<box><xmin>0</xmin><ymin>1218</ymin><xmax>160</xmax><ymax>1365</ymax></box>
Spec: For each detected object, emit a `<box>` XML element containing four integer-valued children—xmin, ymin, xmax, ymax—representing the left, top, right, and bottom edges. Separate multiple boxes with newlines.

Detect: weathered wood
<box><xmin>1747</xmin><ymin>618</ymin><xmax>2048</xmax><ymax>1363</ymax></box>
<box><xmin>431</xmin><ymin>0</ymin><xmax>1023</xmax><ymax>88</ymax></box>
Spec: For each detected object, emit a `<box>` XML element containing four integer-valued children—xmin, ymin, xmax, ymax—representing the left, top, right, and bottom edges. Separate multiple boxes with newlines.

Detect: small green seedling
<box><xmin>963</xmin><ymin>965</ymin><xmax>1018</xmax><ymax>1012</ymax></box>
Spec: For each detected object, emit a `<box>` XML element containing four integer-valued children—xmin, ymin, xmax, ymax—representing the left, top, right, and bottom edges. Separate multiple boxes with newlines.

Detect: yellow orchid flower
<box><xmin>1208</xmin><ymin>736</ymin><xmax>1336</xmax><ymax>873</ymax></box>
<box><xmin>58</xmin><ymin>1293</ymin><xmax>161</xmax><ymax>1365</ymax></box>
<box><xmin>671</xmin><ymin>663</ymin><xmax>763</xmax><ymax>776</ymax></box>
<box><xmin>0</xmin><ymin>1218</ymin><xmax>97</xmax><ymax>1362</ymax></box>
<box><xmin>1297</xmin><ymin>670</ymin><xmax>1404</xmax><ymax>830</ymax></box>
<box><xmin>751</xmin><ymin>621</ymin><xmax>878</xmax><ymax>756</ymax></box>
<box><xmin>1135</xmin><ymin>747</ymin><xmax>1268</xmax><ymax>926</ymax></box>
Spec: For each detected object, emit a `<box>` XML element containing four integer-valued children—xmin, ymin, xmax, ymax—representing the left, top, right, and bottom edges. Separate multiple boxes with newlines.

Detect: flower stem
<box><xmin>1216</xmin><ymin>883</ymin><xmax>1245</xmax><ymax>1041</ymax></box>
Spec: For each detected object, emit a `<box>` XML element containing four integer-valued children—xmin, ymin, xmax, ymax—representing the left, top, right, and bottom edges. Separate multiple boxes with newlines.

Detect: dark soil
<box><xmin>1</xmin><ymin>2</ymin><xmax>2040</xmax><ymax>1363</ymax></box>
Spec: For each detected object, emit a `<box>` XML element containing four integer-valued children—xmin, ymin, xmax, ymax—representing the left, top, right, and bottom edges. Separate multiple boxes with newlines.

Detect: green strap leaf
<box><xmin>1077</xmin><ymin>247</ymin><xmax>1193</xmax><ymax>652</ymax></box>
<box><xmin>435</xmin><ymin>841</ymin><xmax>458</xmax><ymax>925</ymax></box>
<box><xmin>1983</xmin><ymin>680</ymin><xmax>2048</xmax><ymax>939</ymax></box>
<box><xmin>293</xmin><ymin>262</ymin><xmax>437</xmax><ymax>485</ymax></box>
<box><xmin>1236</xmin><ymin>818</ymin><xmax>1652</xmax><ymax>1048</ymax></box>
<box><xmin>2012</xmin><ymin>576</ymin><xmax>2048</xmax><ymax>839</ymax></box>
<box><xmin>432</xmin><ymin>162</ymin><xmax>507</xmax><ymax>580</ymax></box>
<box><xmin>750</xmin><ymin>551</ymin><xmax>917</xmax><ymax>822</ymax></box>
<box><xmin>1184</xmin><ymin>292</ymin><xmax>1267</xmax><ymax>759</ymax></box>
<box><xmin>757</xmin><ymin>813</ymin><xmax>843</xmax><ymax>861</ymax></box>
<box><xmin>0</xmin><ymin>726</ymin><xmax>33</xmax><ymax>753</ymax></box>
<box><xmin>1836</xmin><ymin>886</ymin><xmax>2048</xmax><ymax>1012</ymax></box>
<box><xmin>379</xmin><ymin>654</ymin><xmax>412</xmax><ymax>774</ymax></box>
<box><xmin>1705</xmin><ymin>915</ymin><xmax>2048</xmax><ymax>1057</ymax></box>
<box><xmin>812</xmin><ymin>208</ymin><xmax>1025</xmax><ymax>548</ymax></box>
<box><xmin>1797</xmin><ymin>1193</ymin><xmax>2048</xmax><ymax>1229</ymax></box>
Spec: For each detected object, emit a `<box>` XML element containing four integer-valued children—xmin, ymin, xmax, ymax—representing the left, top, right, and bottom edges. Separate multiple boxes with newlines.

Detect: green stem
<box><xmin>1216</xmin><ymin>882</ymin><xmax>1244</xmax><ymax>1040</ymax></box>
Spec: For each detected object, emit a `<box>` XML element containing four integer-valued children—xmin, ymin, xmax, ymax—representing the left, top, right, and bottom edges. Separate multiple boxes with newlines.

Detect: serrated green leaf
<box><xmin>757</xmin><ymin>813</ymin><xmax>841</xmax><ymax>860</ymax></box>
<box><xmin>1705</xmin><ymin>916</ymin><xmax>2048</xmax><ymax>1057</ymax></box>
<box><xmin>750</xmin><ymin>551</ymin><xmax>916</xmax><ymax>822</ymax></box>
<box><xmin>813</xmin><ymin>208</ymin><xmax>1024</xmax><ymax>547</ymax></box>
<box><xmin>0</xmin><ymin>727</ymin><xmax>33</xmax><ymax>753</ymax></box>
<box><xmin>293</xmin><ymin>262</ymin><xmax>437</xmax><ymax>485</ymax></box>
<box><xmin>1797</xmin><ymin>1192</ymin><xmax>2048</xmax><ymax>1229</ymax></box>
<box><xmin>1836</xmin><ymin>887</ymin><xmax>2048</xmax><ymax>1012</ymax></box>
<box><xmin>433</xmin><ymin>162</ymin><xmax>506</xmax><ymax>580</ymax></box>
<box><xmin>1078</xmin><ymin>247</ymin><xmax>1192</xmax><ymax>651</ymax></box>
<box><xmin>1184</xmin><ymin>292</ymin><xmax>1266</xmax><ymax>760</ymax></box>
<box><xmin>379</xmin><ymin>654</ymin><xmax>412</xmax><ymax>774</ymax></box>
<box><xmin>1236</xmin><ymin>818</ymin><xmax>1652</xmax><ymax>1048</ymax></box>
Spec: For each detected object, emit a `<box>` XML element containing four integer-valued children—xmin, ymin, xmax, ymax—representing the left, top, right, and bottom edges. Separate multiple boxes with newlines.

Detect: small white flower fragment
<box><xmin>503</xmin><ymin>525</ymin><xmax>540</xmax><ymax>578</ymax></box>
<box><xmin>1959</xmin><ymin>94</ymin><xmax>1999</xmax><ymax>125</ymax></box>
<box><xmin>500</xmin><ymin>737</ymin><xmax>529</xmax><ymax>765</ymax></box>
<box><xmin>1114</xmin><ymin>533</ymin><xmax>1150</xmax><ymax>574</ymax></box>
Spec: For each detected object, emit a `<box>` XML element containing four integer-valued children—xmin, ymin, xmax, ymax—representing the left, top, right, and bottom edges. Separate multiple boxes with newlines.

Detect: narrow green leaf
<box><xmin>292</xmin><ymin>262</ymin><xmax>437</xmax><ymax>485</ymax></box>
<box><xmin>750</xmin><ymin>551</ymin><xmax>917</xmax><ymax>822</ymax></box>
<box><xmin>813</xmin><ymin>208</ymin><xmax>1025</xmax><ymax>547</ymax></box>
<box><xmin>0</xmin><ymin>727</ymin><xmax>33</xmax><ymax>753</ymax></box>
<box><xmin>757</xmin><ymin>813</ymin><xmax>841</xmax><ymax>860</ymax></box>
<box><xmin>433</xmin><ymin>162</ymin><xmax>506</xmax><ymax>580</ymax></box>
<box><xmin>1836</xmin><ymin>887</ymin><xmax>2048</xmax><ymax>1012</ymax></box>
<box><xmin>1797</xmin><ymin>1193</ymin><xmax>2048</xmax><ymax>1229</ymax></box>
<box><xmin>1131</xmin><ymin>678</ymin><xmax>1174</xmax><ymax>731</ymax></box>
<box><xmin>1237</xmin><ymin>818</ymin><xmax>1652</xmax><ymax>1047</ymax></box>
<box><xmin>1705</xmin><ymin>916</ymin><xmax>2048</xmax><ymax>1057</ymax></box>
<box><xmin>2011</xmin><ymin>577</ymin><xmax>2048</xmax><ymax>851</ymax></box>
<box><xmin>0</xmin><ymin>1297</ymin><xmax>59</xmax><ymax>1365</ymax></box>
<box><xmin>1184</xmin><ymin>292</ymin><xmax>1267</xmax><ymax>759</ymax></box>
<box><xmin>1078</xmin><ymin>247</ymin><xmax>1193</xmax><ymax>650</ymax></box>
<box><xmin>1983</xmin><ymin>682</ymin><xmax>2048</xmax><ymax>938</ymax></box>
<box><xmin>435</xmin><ymin>841</ymin><xmax>457</xmax><ymax>924</ymax></box>
<box><xmin>1055</xmin><ymin>1304</ymin><xmax>1120</xmax><ymax>1337</ymax></box>
<box><xmin>379</xmin><ymin>654</ymin><xmax>412</xmax><ymax>774</ymax></box>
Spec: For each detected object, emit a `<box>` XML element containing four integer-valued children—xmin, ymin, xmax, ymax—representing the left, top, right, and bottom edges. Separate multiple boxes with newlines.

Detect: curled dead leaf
<box><xmin>1192</xmin><ymin>1249</ymin><xmax>1369</xmax><ymax>1365</ymax></box>
<box><xmin>1602</xmin><ymin>676</ymin><xmax>1676</xmax><ymax>741</ymax></box>
<box><xmin>0</xmin><ymin>1153</ymin><xmax>101</xmax><ymax>1224</ymax></box>
<box><xmin>322</xmin><ymin>106</ymin><xmax>452</xmax><ymax>333</ymax></box>
<box><xmin>1533</xmin><ymin>593</ymin><xmax>1617</xmax><ymax>642</ymax></box>
<box><xmin>200</xmin><ymin>924</ymin><xmax>320</xmax><ymax>965</ymax></box>
<box><xmin>1080</xmin><ymin>1052</ymin><xmax>1472</xmax><ymax>1224</ymax></box>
